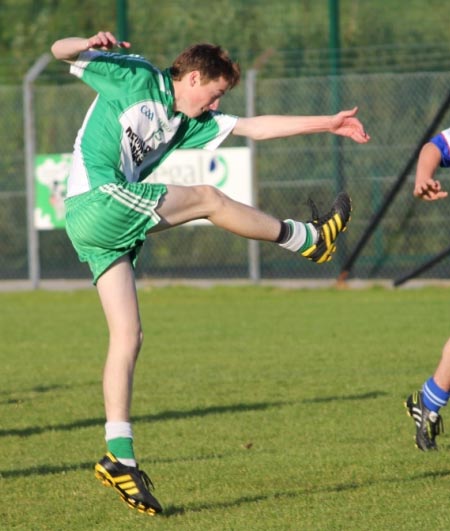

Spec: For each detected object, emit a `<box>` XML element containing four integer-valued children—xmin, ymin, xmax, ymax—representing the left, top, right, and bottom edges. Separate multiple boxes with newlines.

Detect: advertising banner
<box><xmin>34</xmin><ymin>147</ymin><xmax>252</xmax><ymax>229</ymax></box>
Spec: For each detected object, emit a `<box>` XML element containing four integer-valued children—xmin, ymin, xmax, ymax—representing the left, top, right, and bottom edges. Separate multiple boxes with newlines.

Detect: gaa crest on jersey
<box><xmin>120</xmin><ymin>101</ymin><xmax>181</xmax><ymax>167</ymax></box>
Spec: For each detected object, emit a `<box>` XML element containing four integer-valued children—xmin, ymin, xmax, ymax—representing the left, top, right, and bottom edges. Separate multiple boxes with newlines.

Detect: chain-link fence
<box><xmin>2</xmin><ymin>65</ymin><xmax>450</xmax><ymax>284</ymax></box>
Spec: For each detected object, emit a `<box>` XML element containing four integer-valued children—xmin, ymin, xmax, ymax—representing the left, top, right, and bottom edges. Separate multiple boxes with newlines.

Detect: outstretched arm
<box><xmin>232</xmin><ymin>106</ymin><xmax>370</xmax><ymax>144</ymax></box>
<box><xmin>51</xmin><ymin>31</ymin><xmax>131</xmax><ymax>62</ymax></box>
<box><xmin>414</xmin><ymin>142</ymin><xmax>448</xmax><ymax>201</ymax></box>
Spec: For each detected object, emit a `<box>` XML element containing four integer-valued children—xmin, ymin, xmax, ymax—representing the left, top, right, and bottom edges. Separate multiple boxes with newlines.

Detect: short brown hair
<box><xmin>170</xmin><ymin>43</ymin><xmax>240</xmax><ymax>89</ymax></box>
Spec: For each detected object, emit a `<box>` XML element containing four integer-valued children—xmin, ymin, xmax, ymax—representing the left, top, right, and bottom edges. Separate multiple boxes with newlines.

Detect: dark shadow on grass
<box><xmin>0</xmin><ymin>382</ymin><xmax>99</xmax><ymax>405</ymax></box>
<box><xmin>160</xmin><ymin>468</ymin><xmax>450</xmax><ymax>517</ymax></box>
<box><xmin>302</xmin><ymin>390</ymin><xmax>387</xmax><ymax>404</ymax></box>
<box><xmin>3</xmin><ymin>460</ymin><xmax>450</xmax><ymax>486</ymax></box>
<box><xmin>0</xmin><ymin>384</ymin><xmax>70</xmax><ymax>404</ymax></box>
<box><xmin>0</xmin><ymin>400</ymin><xmax>290</xmax><ymax>438</ymax></box>
<box><xmin>0</xmin><ymin>451</ymin><xmax>239</xmax><ymax>479</ymax></box>
<box><xmin>1</xmin><ymin>391</ymin><xmax>388</xmax><ymax>436</ymax></box>
<box><xmin>0</xmin><ymin>461</ymin><xmax>94</xmax><ymax>479</ymax></box>
<box><xmin>3</xmin><ymin>458</ymin><xmax>450</xmax><ymax>516</ymax></box>
<box><xmin>0</xmin><ymin>384</ymin><xmax>68</xmax><ymax>397</ymax></box>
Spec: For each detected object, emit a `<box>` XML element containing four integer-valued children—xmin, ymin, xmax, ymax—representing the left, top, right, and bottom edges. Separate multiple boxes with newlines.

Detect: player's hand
<box><xmin>330</xmin><ymin>106</ymin><xmax>370</xmax><ymax>144</ymax></box>
<box><xmin>86</xmin><ymin>31</ymin><xmax>131</xmax><ymax>51</ymax></box>
<box><xmin>414</xmin><ymin>177</ymin><xmax>448</xmax><ymax>201</ymax></box>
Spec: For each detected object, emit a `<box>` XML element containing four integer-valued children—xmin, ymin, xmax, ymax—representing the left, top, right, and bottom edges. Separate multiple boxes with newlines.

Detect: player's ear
<box><xmin>189</xmin><ymin>71</ymin><xmax>201</xmax><ymax>87</ymax></box>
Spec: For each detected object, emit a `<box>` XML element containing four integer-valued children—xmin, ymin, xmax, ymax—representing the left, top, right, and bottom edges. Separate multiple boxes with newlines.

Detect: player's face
<box><xmin>181</xmin><ymin>73</ymin><xmax>229</xmax><ymax>118</ymax></box>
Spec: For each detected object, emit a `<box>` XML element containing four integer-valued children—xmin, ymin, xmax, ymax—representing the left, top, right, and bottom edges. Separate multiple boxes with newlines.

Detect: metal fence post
<box><xmin>23</xmin><ymin>53</ymin><xmax>52</xmax><ymax>289</ymax></box>
<box><xmin>246</xmin><ymin>68</ymin><xmax>260</xmax><ymax>283</ymax></box>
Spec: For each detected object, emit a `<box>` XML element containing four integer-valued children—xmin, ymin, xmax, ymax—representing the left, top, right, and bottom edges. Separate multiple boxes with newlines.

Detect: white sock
<box><xmin>105</xmin><ymin>421</ymin><xmax>134</xmax><ymax>440</ymax></box>
<box><xmin>278</xmin><ymin>220</ymin><xmax>318</xmax><ymax>252</ymax></box>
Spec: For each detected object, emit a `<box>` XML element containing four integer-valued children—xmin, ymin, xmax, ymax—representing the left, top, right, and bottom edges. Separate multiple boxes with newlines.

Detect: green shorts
<box><xmin>65</xmin><ymin>182</ymin><xmax>167</xmax><ymax>284</ymax></box>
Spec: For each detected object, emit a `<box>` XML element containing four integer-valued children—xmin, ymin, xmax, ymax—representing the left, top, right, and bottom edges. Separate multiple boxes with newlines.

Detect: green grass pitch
<box><xmin>1</xmin><ymin>285</ymin><xmax>450</xmax><ymax>530</ymax></box>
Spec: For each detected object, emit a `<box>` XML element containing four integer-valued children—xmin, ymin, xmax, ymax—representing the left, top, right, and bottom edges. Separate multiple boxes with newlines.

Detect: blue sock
<box><xmin>422</xmin><ymin>377</ymin><xmax>450</xmax><ymax>413</ymax></box>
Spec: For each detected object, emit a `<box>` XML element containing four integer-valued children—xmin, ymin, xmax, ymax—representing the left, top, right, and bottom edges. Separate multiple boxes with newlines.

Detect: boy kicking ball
<box><xmin>51</xmin><ymin>30</ymin><xmax>369</xmax><ymax>515</ymax></box>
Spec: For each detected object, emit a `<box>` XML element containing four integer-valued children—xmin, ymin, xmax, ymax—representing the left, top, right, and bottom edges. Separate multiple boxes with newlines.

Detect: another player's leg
<box><xmin>405</xmin><ymin>390</ymin><xmax>444</xmax><ymax>451</ymax></box>
<box><xmin>405</xmin><ymin>339</ymin><xmax>450</xmax><ymax>451</ymax></box>
<box><xmin>94</xmin><ymin>256</ymin><xmax>162</xmax><ymax>515</ymax></box>
<box><xmin>153</xmin><ymin>184</ymin><xmax>351</xmax><ymax>262</ymax></box>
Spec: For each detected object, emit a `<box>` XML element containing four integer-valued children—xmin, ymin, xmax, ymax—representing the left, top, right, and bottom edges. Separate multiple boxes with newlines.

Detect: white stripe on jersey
<box><xmin>70</xmin><ymin>50</ymin><xmax>103</xmax><ymax>78</ymax></box>
<box><xmin>66</xmin><ymin>96</ymin><xmax>99</xmax><ymax>198</ymax></box>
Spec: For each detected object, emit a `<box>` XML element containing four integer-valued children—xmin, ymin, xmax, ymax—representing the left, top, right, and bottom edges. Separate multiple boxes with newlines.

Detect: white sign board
<box><xmin>144</xmin><ymin>146</ymin><xmax>252</xmax><ymax>225</ymax></box>
<box><xmin>35</xmin><ymin>147</ymin><xmax>252</xmax><ymax>229</ymax></box>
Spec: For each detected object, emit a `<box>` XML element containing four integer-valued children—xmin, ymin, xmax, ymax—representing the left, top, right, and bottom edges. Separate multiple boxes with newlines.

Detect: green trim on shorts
<box><xmin>65</xmin><ymin>182</ymin><xmax>167</xmax><ymax>284</ymax></box>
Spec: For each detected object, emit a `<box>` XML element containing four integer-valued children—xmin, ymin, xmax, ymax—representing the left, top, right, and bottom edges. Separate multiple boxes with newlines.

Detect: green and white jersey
<box><xmin>67</xmin><ymin>50</ymin><xmax>238</xmax><ymax>198</ymax></box>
